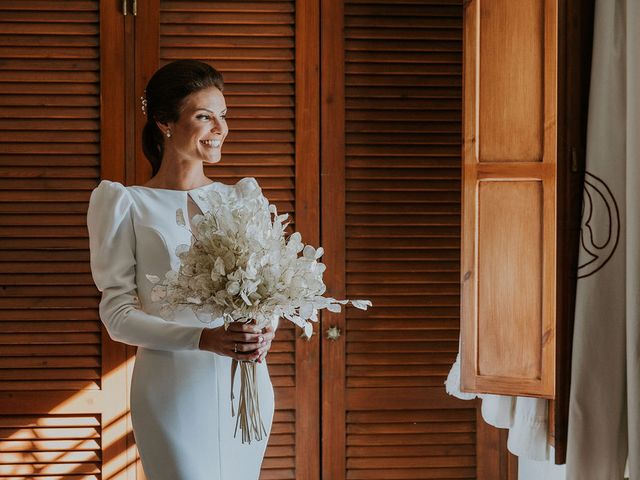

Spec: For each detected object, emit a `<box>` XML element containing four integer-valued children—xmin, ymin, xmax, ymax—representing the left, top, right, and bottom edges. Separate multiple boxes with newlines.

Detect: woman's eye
<box><xmin>196</xmin><ymin>114</ymin><xmax>226</xmax><ymax>121</ymax></box>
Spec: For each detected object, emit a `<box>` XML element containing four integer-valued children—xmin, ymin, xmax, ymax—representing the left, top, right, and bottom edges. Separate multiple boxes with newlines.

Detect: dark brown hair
<box><xmin>142</xmin><ymin>60</ymin><xmax>224</xmax><ymax>176</ymax></box>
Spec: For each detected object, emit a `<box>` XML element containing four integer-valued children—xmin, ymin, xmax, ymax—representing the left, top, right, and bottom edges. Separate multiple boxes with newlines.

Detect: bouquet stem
<box><xmin>231</xmin><ymin>359</ymin><xmax>268</xmax><ymax>444</ymax></box>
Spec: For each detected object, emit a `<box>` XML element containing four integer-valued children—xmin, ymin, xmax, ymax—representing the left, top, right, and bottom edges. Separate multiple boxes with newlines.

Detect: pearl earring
<box><xmin>166</xmin><ymin>130</ymin><xmax>171</xmax><ymax>138</ymax></box>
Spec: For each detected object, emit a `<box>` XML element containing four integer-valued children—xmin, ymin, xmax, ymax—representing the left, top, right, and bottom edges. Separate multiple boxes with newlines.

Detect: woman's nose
<box><xmin>211</xmin><ymin>118</ymin><xmax>225</xmax><ymax>133</ymax></box>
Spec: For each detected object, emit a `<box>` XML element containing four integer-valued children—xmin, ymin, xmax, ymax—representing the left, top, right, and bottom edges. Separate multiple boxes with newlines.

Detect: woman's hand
<box><xmin>256</xmin><ymin>323</ymin><xmax>275</xmax><ymax>363</ymax></box>
<box><xmin>198</xmin><ymin>321</ymin><xmax>275</xmax><ymax>363</ymax></box>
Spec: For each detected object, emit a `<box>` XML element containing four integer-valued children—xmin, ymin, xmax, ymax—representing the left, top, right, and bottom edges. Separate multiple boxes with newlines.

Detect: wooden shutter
<box><xmin>134</xmin><ymin>1</ymin><xmax>320</xmax><ymax>478</ymax></box>
<box><xmin>460</xmin><ymin>0</ymin><xmax>557</xmax><ymax>398</ymax></box>
<box><xmin>0</xmin><ymin>414</ymin><xmax>102</xmax><ymax>478</ymax></box>
<box><xmin>0</xmin><ymin>1</ymin><xmax>131</xmax><ymax>478</ymax></box>
<box><xmin>0</xmin><ymin>0</ymin><xmax>101</xmax><ymax>392</ymax></box>
<box><xmin>321</xmin><ymin>1</ymin><xmax>491</xmax><ymax>478</ymax></box>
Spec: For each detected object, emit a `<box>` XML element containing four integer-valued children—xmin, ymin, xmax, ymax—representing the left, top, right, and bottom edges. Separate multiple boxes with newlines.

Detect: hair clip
<box><xmin>140</xmin><ymin>90</ymin><xmax>148</xmax><ymax>116</ymax></box>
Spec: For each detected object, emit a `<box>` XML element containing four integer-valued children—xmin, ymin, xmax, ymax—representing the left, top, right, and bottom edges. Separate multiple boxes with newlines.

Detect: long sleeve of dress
<box><xmin>88</xmin><ymin>180</ymin><xmax>205</xmax><ymax>351</ymax></box>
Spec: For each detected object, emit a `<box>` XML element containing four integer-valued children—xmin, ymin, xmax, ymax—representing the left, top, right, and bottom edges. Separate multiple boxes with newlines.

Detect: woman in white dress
<box><xmin>87</xmin><ymin>60</ymin><xmax>276</xmax><ymax>479</ymax></box>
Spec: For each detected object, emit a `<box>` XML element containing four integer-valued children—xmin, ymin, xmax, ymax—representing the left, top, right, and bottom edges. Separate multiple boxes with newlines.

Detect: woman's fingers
<box><xmin>208</xmin><ymin>320</ymin><xmax>277</xmax><ymax>361</ymax></box>
<box><xmin>226</xmin><ymin>322</ymin><xmax>261</xmax><ymax>333</ymax></box>
<box><xmin>234</xmin><ymin>344</ymin><xmax>268</xmax><ymax>362</ymax></box>
<box><xmin>231</xmin><ymin>340</ymin><xmax>262</xmax><ymax>353</ymax></box>
<box><xmin>257</xmin><ymin>344</ymin><xmax>270</xmax><ymax>363</ymax></box>
<box><xmin>260</xmin><ymin>324</ymin><xmax>274</xmax><ymax>340</ymax></box>
<box><xmin>227</xmin><ymin>321</ymin><xmax>273</xmax><ymax>345</ymax></box>
<box><xmin>199</xmin><ymin>326</ymin><xmax>268</xmax><ymax>360</ymax></box>
<box><xmin>233</xmin><ymin>337</ymin><xmax>271</xmax><ymax>362</ymax></box>
<box><xmin>256</xmin><ymin>329</ymin><xmax>274</xmax><ymax>363</ymax></box>
<box><xmin>229</xmin><ymin>331</ymin><xmax>267</xmax><ymax>347</ymax></box>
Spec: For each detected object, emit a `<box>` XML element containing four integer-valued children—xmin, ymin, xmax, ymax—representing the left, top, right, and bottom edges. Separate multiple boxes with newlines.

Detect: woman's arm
<box><xmin>88</xmin><ymin>180</ymin><xmax>206</xmax><ymax>351</ymax></box>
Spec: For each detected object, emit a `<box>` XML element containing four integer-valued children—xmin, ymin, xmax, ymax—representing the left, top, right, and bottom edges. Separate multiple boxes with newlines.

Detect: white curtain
<box><xmin>566</xmin><ymin>0</ymin><xmax>639</xmax><ymax>478</ymax></box>
<box><xmin>445</xmin><ymin>353</ymin><xmax>550</xmax><ymax>460</ymax></box>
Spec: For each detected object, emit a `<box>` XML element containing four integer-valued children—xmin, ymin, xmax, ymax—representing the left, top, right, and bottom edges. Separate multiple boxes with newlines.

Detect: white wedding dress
<box><xmin>87</xmin><ymin>177</ymin><xmax>275</xmax><ymax>480</ymax></box>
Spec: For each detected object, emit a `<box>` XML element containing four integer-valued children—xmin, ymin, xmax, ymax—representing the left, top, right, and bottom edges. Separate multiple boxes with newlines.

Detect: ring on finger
<box><xmin>233</xmin><ymin>343</ymin><xmax>238</xmax><ymax>353</ymax></box>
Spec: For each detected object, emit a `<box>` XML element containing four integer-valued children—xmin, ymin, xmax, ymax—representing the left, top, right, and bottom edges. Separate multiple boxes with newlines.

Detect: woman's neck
<box><xmin>144</xmin><ymin>158</ymin><xmax>212</xmax><ymax>190</ymax></box>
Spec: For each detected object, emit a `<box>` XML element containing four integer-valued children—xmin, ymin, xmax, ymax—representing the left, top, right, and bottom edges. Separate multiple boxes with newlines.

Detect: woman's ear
<box><xmin>155</xmin><ymin>119</ymin><xmax>169</xmax><ymax>136</ymax></box>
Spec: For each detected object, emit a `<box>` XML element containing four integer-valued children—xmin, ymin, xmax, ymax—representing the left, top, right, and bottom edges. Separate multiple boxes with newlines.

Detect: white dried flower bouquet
<box><xmin>146</xmin><ymin>178</ymin><xmax>372</xmax><ymax>443</ymax></box>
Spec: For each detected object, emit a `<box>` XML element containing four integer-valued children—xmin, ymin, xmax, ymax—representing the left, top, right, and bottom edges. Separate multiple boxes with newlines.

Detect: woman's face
<box><xmin>160</xmin><ymin>86</ymin><xmax>228</xmax><ymax>165</ymax></box>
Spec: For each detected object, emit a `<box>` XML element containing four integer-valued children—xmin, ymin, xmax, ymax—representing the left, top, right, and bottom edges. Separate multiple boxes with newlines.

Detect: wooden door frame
<box><xmin>295</xmin><ymin>0</ymin><xmax>322</xmax><ymax>478</ymax></box>
<box><xmin>101</xmin><ymin>1</ymin><xmax>134</xmax><ymax>478</ymax></box>
<box><xmin>320</xmin><ymin>0</ymin><xmax>346</xmax><ymax>478</ymax></box>
<box><xmin>553</xmin><ymin>0</ymin><xmax>595</xmax><ymax>463</ymax></box>
<box><xmin>476</xmin><ymin>410</ymin><xmax>519</xmax><ymax>479</ymax></box>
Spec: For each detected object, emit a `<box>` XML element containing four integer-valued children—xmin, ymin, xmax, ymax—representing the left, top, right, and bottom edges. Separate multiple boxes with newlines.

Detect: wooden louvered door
<box><xmin>132</xmin><ymin>1</ymin><xmax>320</xmax><ymax>479</ymax></box>
<box><xmin>320</xmin><ymin>1</ymin><xmax>511</xmax><ymax>478</ymax></box>
<box><xmin>0</xmin><ymin>1</ymin><xmax>131</xmax><ymax>479</ymax></box>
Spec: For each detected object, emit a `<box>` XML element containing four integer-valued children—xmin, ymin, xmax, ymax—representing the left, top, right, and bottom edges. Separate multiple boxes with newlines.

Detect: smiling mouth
<box><xmin>200</xmin><ymin>139</ymin><xmax>221</xmax><ymax>148</ymax></box>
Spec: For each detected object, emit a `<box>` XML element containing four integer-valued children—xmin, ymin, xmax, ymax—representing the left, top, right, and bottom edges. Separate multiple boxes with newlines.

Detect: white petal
<box><xmin>214</xmin><ymin>257</ymin><xmax>226</xmax><ymax>275</ymax></box>
<box><xmin>299</xmin><ymin>302</ymin><xmax>313</xmax><ymax>319</ymax></box>
<box><xmin>176</xmin><ymin>208</ymin><xmax>186</xmax><ymax>227</ymax></box>
<box><xmin>327</xmin><ymin>303</ymin><xmax>342</xmax><ymax>313</ymax></box>
<box><xmin>240</xmin><ymin>289</ymin><xmax>253</xmax><ymax>306</ymax></box>
<box><xmin>165</xmin><ymin>270</ymin><xmax>178</xmax><ymax>282</ymax></box>
<box><xmin>226</xmin><ymin>281</ymin><xmax>240</xmax><ymax>295</ymax></box>
<box><xmin>287</xmin><ymin>232</ymin><xmax>302</xmax><ymax>247</ymax></box>
<box><xmin>303</xmin><ymin>245</ymin><xmax>315</xmax><ymax>259</ymax></box>
<box><xmin>303</xmin><ymin>322</ymin><xmax>314</xmax><ymax>339</ymax></box>
<box><xmin>150</xmin><ymin>285</ymin><xmax>166</xmax><ymax>302</ymax></box>
<box><xmin>194</xmin><ymin>311</ymin><xmax>213</xmax><ymax>325</ymax></box>
<box><xmin>351</xmin><ymin>299</ymin><xmax>373</xmax><ymax>310</ymax></box>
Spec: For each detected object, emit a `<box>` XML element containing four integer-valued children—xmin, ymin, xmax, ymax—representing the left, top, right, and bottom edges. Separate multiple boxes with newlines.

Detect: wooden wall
<box><xmin>0</xmin><ymin>1</ymin><xmax>517</xmax><ymax>479</ymax></box>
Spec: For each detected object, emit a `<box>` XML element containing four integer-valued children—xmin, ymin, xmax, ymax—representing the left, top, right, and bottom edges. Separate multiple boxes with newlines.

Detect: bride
<box><xmin>87</xmin><ymin>59</ymin><xmax>276</xmax><ymax>479</ymax></box>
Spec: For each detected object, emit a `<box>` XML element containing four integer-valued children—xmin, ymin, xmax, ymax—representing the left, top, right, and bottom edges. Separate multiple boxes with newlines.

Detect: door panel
<box><xmin>321</xmin><ymin>1</ymin><xmax>484</xmax><ymax>478</ymax></box>
<box><xmin>0</xmin><ymin>1</ymin><xmax>131</xmax><ymax>478</ymax></box>
<box><xmin>460</xmin><ymin>0</ymin><xmax>557</xmax><ymax>399</ymax></box>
